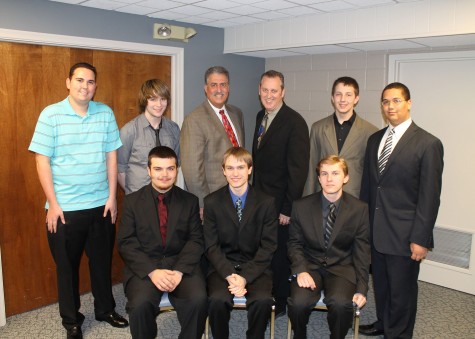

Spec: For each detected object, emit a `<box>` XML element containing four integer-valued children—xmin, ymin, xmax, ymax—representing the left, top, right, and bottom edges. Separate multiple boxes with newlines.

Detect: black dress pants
<box><xmin>125</xmin><ymin>269</ymin><xmax>208</xmax><ymax>339</ymax></box>
<box><xmin>271</xmin><ymin>224</ymin><xmax>291</xmax><ymax>304</ymax></box>
<box><xmin>47</xmin><ymin>206</ymin><xmax>116</xmax><ymax>329</ymax></box>
<box><xmin>372</xmin><ymin>248</ymin><xmax>420</xmax><ymax>339</ymax></box>
<box><xmin>207</xmin><ymin>271</ymin><xmax>274</xmax><ymax>339</ymax></box>
<box><xmin>288</xmin><ymin>269</ymin><xmax>355</xmax><ymax>339</ymax></box>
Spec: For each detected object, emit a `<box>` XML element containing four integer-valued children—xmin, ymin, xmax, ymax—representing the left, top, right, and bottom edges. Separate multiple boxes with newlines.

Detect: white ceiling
<box><xmin>47</xmin><ymin>0</ymin><xmax>475</xmax><ymax>58</ymax></box>
<box><xmin>49</xmin><ymin>0</ymin><xmax>423</xmax><ymax>28</ymax></box>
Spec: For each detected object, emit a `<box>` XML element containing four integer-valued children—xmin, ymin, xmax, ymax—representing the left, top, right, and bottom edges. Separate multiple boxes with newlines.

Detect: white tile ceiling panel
<box><xmin>342</xmin><ymin>39</ymin><xmax>424</xmax><ymax>51</ymax></box>
<box><xmin>114</xmin><ymin>4</ymin><xmax>156</xmax><ymax>15</ymax></box>
<box><xmin>81</xmin><ymin>0</ymin><xmax>125</xmax><ymax>10</ymax></box>
<box><xmin>168</xmin><ymin>5</ymin><xmax>211</xmax><ymax>16</ymax></box>
<box><xmin>253</xmin><ymin>0</ymin><xmax>299</xmax><ymax>10</ymax></box>
<box><xmin>284</xmin><ymin>44</ymin><xmax>358</xmax><ymax>54</ymax></box>
<box><xmin>252</xmin><ymin>11</ymin><xmax>291</xmax><ymax>20</ymax></box>
<box><xmin>308</xmin><ymin>1</ymin><xmax>356</xmax><ymax>12</ymax></box>
<box><xmin>224</xmin><ymin>5</ymin><xmax>268</xmax><ymax>16</ymax></box>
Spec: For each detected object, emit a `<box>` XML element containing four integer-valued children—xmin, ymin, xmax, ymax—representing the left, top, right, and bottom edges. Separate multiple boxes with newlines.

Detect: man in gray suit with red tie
<box><xmin>359</xmin><ymin>82</ymin><xmax>444</xmax><ymax>338</ymax></box>
<box><xmin>181</xmin><ymin>66</ymin><xmax>245</xmax><ymax>220</ymax></box>
<box><xmin>118</xmin><ymin>146</ymin><xmax>207</xmax><ymax>339</ymax></box>
<box><xmin>204</xmin><ymin>147</ymin><xmax>278</xmax><ymax>339</ymax></box>
<box><xmin>288</xmin><ymin>155</ymin><xmax>370</xmax><ymax>339</ymax></box>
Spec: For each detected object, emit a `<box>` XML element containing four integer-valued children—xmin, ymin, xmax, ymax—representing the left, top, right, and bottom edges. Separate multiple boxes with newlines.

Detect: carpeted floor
<box><xmin>1</xmin><ymin>278</ymin><xmax>474</xmax><ymax>338</ymax></box>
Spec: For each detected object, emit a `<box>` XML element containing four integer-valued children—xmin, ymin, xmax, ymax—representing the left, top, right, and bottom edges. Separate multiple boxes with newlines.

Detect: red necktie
<box><xmin>219</xmin><ymin>109</ymin><xmax>239</xmax><ymax>147</ymax></box>
<box><xmin>158</xmin><ymin>194</ymin><xmax>168</xmax><ymax>246</ymax></box>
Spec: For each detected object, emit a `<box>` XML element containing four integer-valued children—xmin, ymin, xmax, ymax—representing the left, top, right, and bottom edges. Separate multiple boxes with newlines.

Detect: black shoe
<box><xmin>359</xmin><ymin>323</ymin><xmax>384</xmax><ymax>336</ymax></box>
<box><xmin>66</xmin><ymin>326</ymin><xmax>83</xmax><ymax>339</ymax></box>
<box><xmin>96</xmin><ymin>311</ymin><xmax>129</xmax><ymax>328</ymax></box>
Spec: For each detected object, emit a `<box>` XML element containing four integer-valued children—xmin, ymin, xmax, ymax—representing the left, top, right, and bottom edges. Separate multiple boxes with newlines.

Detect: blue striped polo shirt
<box><xmin>29</xmin><ymin>97</ymin><xmax>122</xmax><ymax>211</ymax></box>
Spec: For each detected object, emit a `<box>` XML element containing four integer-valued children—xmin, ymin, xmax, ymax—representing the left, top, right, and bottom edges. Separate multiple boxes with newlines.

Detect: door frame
<box><xmin>0</xmin><ymin>29</ymin><xmax>185</xmax><ymax>323</ymax></box>
<box><xmin>0</xmin><ymin>28</ymin><xmax>184</xmax><ymax>126</ymax></box>
<box><xmin>388</xmin><ymin>50</ymin><xmax>475</xmax><ymax>294</ymax></box>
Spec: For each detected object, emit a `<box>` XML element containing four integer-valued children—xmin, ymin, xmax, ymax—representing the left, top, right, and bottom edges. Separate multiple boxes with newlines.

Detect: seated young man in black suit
<box><xmin>288</xmin><ymin>155</ymin><xmax>370</xmax><ymax>339</ymax></box>
<box><xmin>118</xmin><ymin>146</ymin><xmax>207</xmax><ymax>339</ymax></box>
<box><xmin>203</xmin><ymin>147</ymin><xmax>278</xmax><ymax>339</ymax></box>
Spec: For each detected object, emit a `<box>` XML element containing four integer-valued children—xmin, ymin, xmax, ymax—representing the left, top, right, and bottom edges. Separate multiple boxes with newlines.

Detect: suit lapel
<box><xmin>166</xmin><ymin>186</ymin><xmax>183</xmax><ymax>246</ymax></box>
<box><xmin>256</xmin><ymin>105</ymin><xmax>287</xmax><ymax>150</ymax></box>
<box><xmin>141</xmin><ymin>185</ymin><xmax>162</xmax><ymax>244</ymax></box>
<box><xmin>312</xmin><ymin>193</ymin><xmax>325</xmax><ymax>249</ymax></box>
<box><xmin>220</xmin><ymin>186</ymin><xmax>240</xmax><ymax>227</ymax></box>
<box><xmin>327</xmin><ymin>193</ymin><xmax>349</xmax><ymax>248</ymax></box>
<box><xmin>205</xmin><ymin>101</ymin><xmax>233</xmax><ymax>145</ymax></box>
<box><xmin>381</xmin><ymin>122</ymin><xmax>418</xmax><ymax>179</ymax></box>
<box><xmin>239</xmin><ymin>186</ymin><xmax>256</xmax><ymax>228</ymax></box>
<box><xmin>323</xmin><ymin>116</ymin><xmax>338</xmax><ymax>154</ymax></box>
<box><xmin>340</xmin><ymin>115</ymin><xmax>361</xmax><ymax>155</ymax></box>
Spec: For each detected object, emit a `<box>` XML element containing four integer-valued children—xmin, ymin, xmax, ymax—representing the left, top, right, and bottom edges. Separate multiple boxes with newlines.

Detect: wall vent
<box><xmin>426</xmin><ymin>226</ymin><xmax>472</xmax><ymax>269</ymax></box>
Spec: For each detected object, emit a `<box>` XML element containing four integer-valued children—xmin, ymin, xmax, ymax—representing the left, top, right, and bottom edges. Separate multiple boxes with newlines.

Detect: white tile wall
<box><xmin>266</xmin><ymin>51</ymin><xmax>388</xmax><ymax>129</ymax></box>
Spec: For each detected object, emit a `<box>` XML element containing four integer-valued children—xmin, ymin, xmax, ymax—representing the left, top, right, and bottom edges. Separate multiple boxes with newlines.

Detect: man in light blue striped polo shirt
<box><xmin>29</xmin><ymin>62</ymin><xmax>128</xmax><ymax>339</ymax></box>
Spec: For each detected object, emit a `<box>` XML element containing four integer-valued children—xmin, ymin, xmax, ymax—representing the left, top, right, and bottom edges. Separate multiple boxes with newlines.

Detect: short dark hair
<box><xmin>317</xmin><ymin>155</ymin><xmax>349</xmax><ymax>176</ymax></box>
<box><xmin>331</xmin><ymin>76</ymin><xmax>359</xmax><ymax>96</ymax></box>
<box><xmin>381</xmin><ymin>82</ymin><xmax>411</xmax><ymax>101</ymax></box>
<box><xmin>204</xmin><ymin>66</ymin><xmax>229</xmax><ymax>84</ymax></box>
<box><xmin>138</xmin><ymin>79</ymin><xmax>171</xmax><ymax>113</ymax></box>
<box><xmin>69</xmin><ymin>62</ymin><xmax>97</xmax><ymax>79</ymax></box>
<box><xmin>147</xmin><ymin>146</ymin><xmax>178</xmax><ymax>168</ymax></box>
<box><xmin>260</xmin><ymin>70</ymin><xmax>285</xmax><ymax>89</ymax></box>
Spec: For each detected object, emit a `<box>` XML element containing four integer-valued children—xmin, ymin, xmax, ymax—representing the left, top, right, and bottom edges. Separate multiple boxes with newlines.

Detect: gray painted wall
<box><xmin>0</xmin><ymin>0</ymin><xmax>264</xmax><ymax>148</ymax></box>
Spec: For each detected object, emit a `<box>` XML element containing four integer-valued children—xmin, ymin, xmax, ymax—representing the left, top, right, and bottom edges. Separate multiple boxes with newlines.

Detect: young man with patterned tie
<box><xmin>288</xmin><ymin>155</ymin><xmax>370</xmax><ymax>339</ymax></box>
<box><xmin>204</xmin><ymin>147</ymin><xmax>278</xmax><ymax>339</ymax></box>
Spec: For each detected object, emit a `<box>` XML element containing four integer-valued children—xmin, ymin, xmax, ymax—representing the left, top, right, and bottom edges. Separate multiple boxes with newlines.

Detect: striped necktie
<box><xmin>324</xmin><ymin>203</ymin><xmax>336</xmax><ymax>248</ymax></box>
<box><xmin>378</xmin><ymin>128</ymin><xmax>394</xmax><ymax>174</ymax></box>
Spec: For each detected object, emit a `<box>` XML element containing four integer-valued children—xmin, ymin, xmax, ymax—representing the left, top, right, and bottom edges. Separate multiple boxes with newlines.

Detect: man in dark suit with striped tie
<box><xmin>288</xmin><ymin>155</ymin><xmax>370</xmax><ymax>339</ymax></box>
<box><xmin>359</xmin><ymin>82</ymin><xmax>444</xmax><ymax>338</ymax></box>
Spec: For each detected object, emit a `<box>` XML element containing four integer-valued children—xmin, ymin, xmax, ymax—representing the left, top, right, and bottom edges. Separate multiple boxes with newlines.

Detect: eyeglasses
<box><xmin>381</xmin><ymin>98</ymin><xmax>406</xmax><ymax>107</ymax></box>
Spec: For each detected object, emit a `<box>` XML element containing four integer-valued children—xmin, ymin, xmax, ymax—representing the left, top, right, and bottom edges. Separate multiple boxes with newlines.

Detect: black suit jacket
<box><xmin>360</xmin><ymin>122</ymin><xmax>444</xmax><ymax>256</ymax></box>
<box><xmin>203</xmin><ymin>185</ymin><xmax>278</xmax><ymax>284</ymax></box>
<box><xmin>118</xmin><ymin>184</ymin><xmax>203</xmax><ymax>286</ymax></box>
<box><xmin>252</xmin><ymin>103</ymin><xmax>310</xmax><ymax>216</ymax></box>
<box><xmin>288</xmin><ymin>192</ymin><xmax>370</xmax><ymax>295</ymax></box>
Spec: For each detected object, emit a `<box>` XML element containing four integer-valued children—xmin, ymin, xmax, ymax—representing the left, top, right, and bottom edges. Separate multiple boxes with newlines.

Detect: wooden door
<box><xmin>0</xmin><ymin>41</ymin><xmax>171</xmax><ymax>315</ymax></box>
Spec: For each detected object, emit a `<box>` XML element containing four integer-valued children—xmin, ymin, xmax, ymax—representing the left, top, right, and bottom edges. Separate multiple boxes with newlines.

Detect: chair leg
<box><xmin>287</xmin><ymin>317</ymin><xmax>292</xmax><ymax>339</ymax></box>
<box><xmin>353</xmin><ymin>307</ymin><xmax>360</xmax><ymax>339</ymax></box>
<box><xmin>270</xmin><ymin>306</ymin><xmax>275</xmax><ymax>339</ymax></box>
<box><xmin>204</xmin><ymin>316</ymin><xmax>209</xmax><ymax>339</ymax></box>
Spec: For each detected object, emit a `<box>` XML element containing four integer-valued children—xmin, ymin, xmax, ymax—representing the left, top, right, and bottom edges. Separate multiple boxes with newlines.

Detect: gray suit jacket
<box><xmin>180</xmin><ymin>100</ymin><xmax>245</xmax><ymax>207</ymax></box>
<box><xmin>303</xmin><ymin>113</ymin><xmax>377</xmax><ymax>198</ymax></box>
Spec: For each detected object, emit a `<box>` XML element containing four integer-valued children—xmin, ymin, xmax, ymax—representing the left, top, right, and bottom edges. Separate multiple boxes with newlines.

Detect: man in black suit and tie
<box><xmin>359</xmin><ymin>82</ymin><xmax>444</xmax><ymax>338</ymax></box>
<box><xmin>252</xmin><ymin>70</ymin><xmax>310</xmax><ymax>316</ymax></box>
<box><xmin>288</xmin><ymin>155</ymin><xmax>370</xmax><ymax>339</ymax></box>
<box><xmin>118</xmin><ymin>146</ymin><xmax>207</xmax><ymax>339</ymax></box>
<box><xmin>204</xmin><ymin>147</ymin><xmax>278</xmax><ymax>339</ymax></box>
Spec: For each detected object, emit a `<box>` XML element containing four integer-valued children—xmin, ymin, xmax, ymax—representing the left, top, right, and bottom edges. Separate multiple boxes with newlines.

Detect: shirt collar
<box><xmin>229</xmin><ymin>185</ymin><xmax>249</xmax><ymax>207</ymax></box>
<box><xmin>266</xmin><ymin>102</ymin><xmax>284</xmax><ymax>116</ymax></box>
<box><xmin>333</xmin><ymin>111</ymin><xmax>356</xmax><ymax>126</ymax></box>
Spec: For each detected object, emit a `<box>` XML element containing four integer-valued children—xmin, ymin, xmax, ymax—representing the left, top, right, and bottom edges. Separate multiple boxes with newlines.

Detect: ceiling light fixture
<box><xmin>153</xmin><ymin>23</ymin><xmax>197</xmax><ymax>43</ymax></box>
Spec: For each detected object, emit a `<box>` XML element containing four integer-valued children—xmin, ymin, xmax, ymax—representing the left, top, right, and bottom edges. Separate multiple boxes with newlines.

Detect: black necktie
<box><xmin>324</xmin><ymin>203</ymin><xmax>336</xmax><ymax>248</ymax></box>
